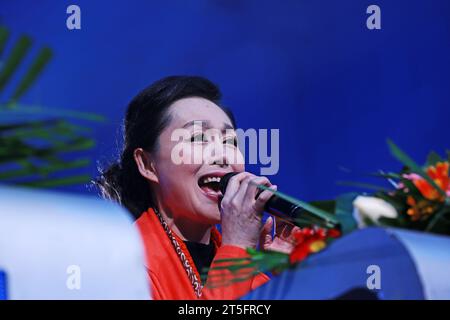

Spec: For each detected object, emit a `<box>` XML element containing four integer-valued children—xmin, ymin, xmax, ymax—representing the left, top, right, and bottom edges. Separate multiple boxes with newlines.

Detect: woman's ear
<box><xmin>134</xmin><ymin>148</ymin><xmax>159</xmax><ymax>183</ymax></box>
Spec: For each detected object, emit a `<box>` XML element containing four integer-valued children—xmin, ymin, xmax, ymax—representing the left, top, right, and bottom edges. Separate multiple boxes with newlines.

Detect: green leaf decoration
<box><xmin>203</xmin><ymin>250</ymin><xmax>290</xmax><ymax>288</ymax></box>
<box><xmin>336</xmin><ymin>180</ymin><xmax>387</xmax><ymax>191</ymax></box>
<box><xmin>309</xmin><ymin>199</ymin><xmax>335</xmax><ymax>213</ymax></box>
<box><xmin>18</xmin><ymin>175</ymin><xmax>92</xmax><ymax>188</ymax></box>
<box><xmin>370</xmin><ymin>171</ymin><xmax>403</xmax><ymax>180</ymax></box>
<box><xmin>10</xmin><ymin>47</ymin><xmax>53</xmax><ymax>103</ymax></box>
<box><xmin>0</xmin><ymin>26</ymin><xmax>10</xmax><ymax>57</ymax></box>
<box><xmin>0</xmin><ymin>26</ymin><xmax>105</xmax><ymax>189</ymax></box>
<box><xmin>0</xmin><ymin>103</ymin><xmax>106</xmax><ymax>122</ymax></box>
<box><xmin>426</xmin><ymin>151</ymin><xmax>443</xmax><ymax>167</ymax></box>
<box><xmin>0</xmin><ymin>35</ymin><xmax>32</xmax><ymax>93</ymax></box>
<box><xmin>427</xmin><ymin>205</ymin><xmax>450</xmax><ymax>232</ymax></box>
<box><xmin>0</xmin><ymin>158</ymin><xmax>89</xmax><ymax>180</ymax></box>
<box><xmin>426</xmin><ymin>208</ymin><xmax>450</xmax><ymax>234</ymax></box>
<box><xmin>334</xmin><ymin>192</ymin><xmax>359</xmax><ymax>235</ymax></box>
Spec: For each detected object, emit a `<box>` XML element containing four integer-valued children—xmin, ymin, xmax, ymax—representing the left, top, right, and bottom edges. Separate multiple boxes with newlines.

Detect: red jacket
<box><xmin>135</xmin><ymin>208</ymin><xmax>270</xmax><ymax>299</ymax></box>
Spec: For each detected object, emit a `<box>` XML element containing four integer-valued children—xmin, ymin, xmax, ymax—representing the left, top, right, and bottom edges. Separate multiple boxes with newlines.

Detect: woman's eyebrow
<box><xmin>222</xmin><ymin>123</ymin><xmax>234</xmax><ymax>131</ymax></box>
<box><xmin>182</xmin><ymin>120</ymin><xmax>234</xmax><ymax>131</ymax></box>
<box><xmin>181</xmin><ymin>120</ymin><xmax>204</xmax><ymax>129</ymax></box>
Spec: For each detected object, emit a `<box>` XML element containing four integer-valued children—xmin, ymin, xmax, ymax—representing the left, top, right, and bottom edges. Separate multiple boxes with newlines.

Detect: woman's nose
<box><xmin>205</xmin><ymin>141</ymin><xmax>229</xmax><ymax>167</ymax></box>
<box><xmin>208</xmin><ymin>148</ymin><xmax>229</xmax><ymax>167</ymax></box>
<box><xmin>212</xmin><ymin>159</ymin><xmax>228</xmax><ymax>167</ymax></box>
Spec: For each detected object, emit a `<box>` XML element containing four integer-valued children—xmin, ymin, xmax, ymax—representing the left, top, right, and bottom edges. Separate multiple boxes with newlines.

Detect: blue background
<box><xmin>1</xmin><ymin>0</ymin><xmax>449</xmax><ymax>203</ymax></box>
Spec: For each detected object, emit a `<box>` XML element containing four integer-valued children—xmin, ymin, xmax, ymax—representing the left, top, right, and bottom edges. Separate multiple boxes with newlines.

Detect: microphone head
<box><xmin>219</xmin><ymin>172</ymin><xmax>238</xmax><ymax>195</ymax></box>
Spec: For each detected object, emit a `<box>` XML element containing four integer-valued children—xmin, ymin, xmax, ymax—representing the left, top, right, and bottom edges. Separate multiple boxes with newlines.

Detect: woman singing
<box><xmin>96</xmin><ymin>76</ymin><xmax>299</xmax><ymax>299</ymax></box>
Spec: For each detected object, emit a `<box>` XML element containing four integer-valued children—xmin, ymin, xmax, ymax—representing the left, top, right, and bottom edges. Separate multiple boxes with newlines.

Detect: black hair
<box><xmin>95</xmin><ymin>75</ymin><xmax>236</xmax><ymax>219</ymax></box>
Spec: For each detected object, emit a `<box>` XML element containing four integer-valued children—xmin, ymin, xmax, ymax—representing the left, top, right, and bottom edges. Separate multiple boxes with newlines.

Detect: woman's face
<box><xmin>150</xmin><ymin>97</ymin><xmax>245</xmax><ymax>225</ymax></box>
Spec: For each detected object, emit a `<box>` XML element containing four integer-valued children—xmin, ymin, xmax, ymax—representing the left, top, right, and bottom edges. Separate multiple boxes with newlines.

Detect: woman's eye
<box><xmin>224</xmin><ymin>136</ymin><xmax>238</xmax><ymax>147</ymax></box>
<box><xmin>190</xmin><ymin>133</ymin><xmax>207</xmax><ymax>143</ymax></box>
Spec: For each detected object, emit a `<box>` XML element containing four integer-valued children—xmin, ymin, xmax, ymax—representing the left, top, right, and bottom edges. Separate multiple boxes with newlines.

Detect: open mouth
<box><xmin>198</xmin><ymin>174</ymin><xmax>222</xmax><ymax>197</ymax></box>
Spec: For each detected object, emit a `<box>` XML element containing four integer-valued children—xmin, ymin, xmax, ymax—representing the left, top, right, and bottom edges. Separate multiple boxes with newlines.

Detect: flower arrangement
<box><xmin>205</xmin><ymin>140</ymin><xmax>450</xmax><ymax>287</ymax></box>
<box><xmin>352</xmin><ymin>140</ymin><xmax>450</xmax><ymax>235</ymax></box>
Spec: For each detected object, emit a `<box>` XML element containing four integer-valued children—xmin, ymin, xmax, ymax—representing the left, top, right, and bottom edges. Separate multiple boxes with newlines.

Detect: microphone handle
<box><xmin>264</xmin><ymin>194</ymin><xmax>304</xmax><ymax>224</ymax></box>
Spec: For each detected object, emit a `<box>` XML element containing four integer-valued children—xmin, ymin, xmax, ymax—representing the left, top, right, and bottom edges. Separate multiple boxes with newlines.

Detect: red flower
<box><xmin>289</xmin><ymin>228</ymin><xmax>340</xmax><ymax>264</ymax></box>
<box><xmin>327</xmin><ymin>229</ymin><xmax>341</xmax><ymax>238</ymax></box>
<box><xmin>289</xmin><ymin>241</ymin><xmax>311</xmax><ymax>264</ymax></box>
<box><xmin>404</xmin><ymin>162</ymin><xmax>450</xmax><ymax>201</ymax></box>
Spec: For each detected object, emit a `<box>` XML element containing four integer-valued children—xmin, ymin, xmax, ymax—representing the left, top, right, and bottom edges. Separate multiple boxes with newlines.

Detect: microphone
<box><xmin>219</xmin><ymin>172</ymin><xmax>340</xmax><ymax>228</ymax></box>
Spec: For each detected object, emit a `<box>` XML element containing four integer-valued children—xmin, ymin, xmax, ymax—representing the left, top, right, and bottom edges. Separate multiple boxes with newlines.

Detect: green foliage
<box><xmin>426</xmin><ymin>151</ymin><xmax>443</xmax><ymax>167</ymax></box>
<box><xmin>0</xmin><ymin>26</ymin><xmax>104</xmax><ymax>188</ymax></box>
<box><xmin>334</xmin><ymin>192</ymin><xmax>359</xmax><ymax>235</ymax></box>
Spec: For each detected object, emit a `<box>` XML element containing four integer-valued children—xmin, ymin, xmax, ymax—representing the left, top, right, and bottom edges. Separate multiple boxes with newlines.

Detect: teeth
<box><xmin>202</xmin><ymin>176</ymin><xmax>221</xmax><ymax>184</ymax></box>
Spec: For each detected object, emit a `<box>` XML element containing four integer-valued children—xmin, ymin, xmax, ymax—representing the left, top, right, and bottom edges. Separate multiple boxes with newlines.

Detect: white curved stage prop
<box><xmin>0</xmin><ymin>185</ymin><xmax>150</xmax><ymax>299</ymax></box>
